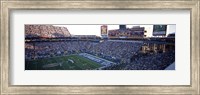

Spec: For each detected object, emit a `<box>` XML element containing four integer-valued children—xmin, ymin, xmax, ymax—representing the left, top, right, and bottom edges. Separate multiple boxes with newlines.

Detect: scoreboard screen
<box><xmin>101</xmin><ymin>25</ymin><xmax>107</xmax><ymax>35</ymax></box>
<box><xmin>153</xmin><ymin>25</ymin><xmax>167</xmax><ymax>36</ymax></box>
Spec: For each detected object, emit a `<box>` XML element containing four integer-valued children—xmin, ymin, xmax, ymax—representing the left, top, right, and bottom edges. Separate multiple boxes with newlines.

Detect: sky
<box><xmin>54</xmin><ymin>25</ymin><xmax>119</xmax><ymax>36</ymax></box>
<box><xmin>53</xmin><ymin>25</ymin><xmax>176</xmax><ymax>37</ymax></box>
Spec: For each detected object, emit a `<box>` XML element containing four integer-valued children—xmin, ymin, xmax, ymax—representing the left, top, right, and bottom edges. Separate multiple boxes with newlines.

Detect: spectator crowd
<box><xmin>103</xmin><ymin>50</ymin><xmax>175</xmax><ymax>70</ymax></box>
<box><xmin>25</xmin><ymin>25</ymin><xmax>71</xmax><ymax>38</ymax></box>
<box><xmin>25</xmin><ymin>40</ymin><xmax>175</xmax><ymax>70</ymax></box>
<box><xmin>25</xmin><ymin>40</ymin><xmax>142</xmax><ymax>63</ymax></box>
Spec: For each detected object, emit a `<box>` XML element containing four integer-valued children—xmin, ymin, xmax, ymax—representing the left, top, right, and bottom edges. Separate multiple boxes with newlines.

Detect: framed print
<box><xmin>1</xmin><ymin>0</ymin><xmax>200</xmax><ymax>94</ymax></box>
<box><xmin>24</xmin><ymin>24</ymin><xmax>175</xmax><ymax>70</ymax></box>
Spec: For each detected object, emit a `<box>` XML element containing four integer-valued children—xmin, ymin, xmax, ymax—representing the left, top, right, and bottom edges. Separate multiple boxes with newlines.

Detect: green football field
<box><xmin>25</xmin><ymin>55</ymin><xmax>102</xmax><ymax>70</ymax></box>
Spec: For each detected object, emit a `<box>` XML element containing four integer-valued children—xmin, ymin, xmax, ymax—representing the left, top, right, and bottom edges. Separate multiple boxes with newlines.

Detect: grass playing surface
<box><xmin>25</xmin><ymin>55</ymin><xmax>102</xmax><ymax>70</ymax></box>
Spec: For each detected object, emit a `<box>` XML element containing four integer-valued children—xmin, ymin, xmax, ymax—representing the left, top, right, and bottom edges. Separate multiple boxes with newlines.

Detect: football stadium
<box><xmin>25</xmin><ymin>25</ymin><xmax>175</xmax><ymax>70</ymax></box>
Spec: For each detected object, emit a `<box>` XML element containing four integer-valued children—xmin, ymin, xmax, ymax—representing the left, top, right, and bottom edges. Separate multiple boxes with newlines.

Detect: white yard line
<box><xmin>79</xmin><ymin>53</ymin><xmax>116</xmax><ymax>69</ymax></box>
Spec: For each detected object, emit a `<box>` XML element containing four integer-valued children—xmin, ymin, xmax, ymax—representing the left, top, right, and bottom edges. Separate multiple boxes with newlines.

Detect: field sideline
<box><xmin>25</xmin><ymin>55</ymin><xmax>102</xmax><ymax>70</ymax></box>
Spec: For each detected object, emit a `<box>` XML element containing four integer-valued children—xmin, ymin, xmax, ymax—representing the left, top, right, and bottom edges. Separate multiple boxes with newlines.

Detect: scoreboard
<box><xmin>119</xmin><ymin>25</ymin><xmax>126</xmax><ymax>30</ymax></box>
<box><xmin>101</xmin><ymin>25</ymin><xmax>107</xmax><ymax>35</ymax></box>
<box><xmin>153</xmin><ymin>25</ymin><xmax>167</xmax><ymax>36</ymax></box>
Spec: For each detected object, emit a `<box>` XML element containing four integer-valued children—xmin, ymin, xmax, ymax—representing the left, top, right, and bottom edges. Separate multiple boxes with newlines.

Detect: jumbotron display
<box><xmin>101</xmin><ymin>25</ymin><xmax>107</xmax><ymax>35</ymax></box>
<box><xmin>153</xmin><ymin>25</ymin><xmax>167</xmax><ymax>36</ymax></box>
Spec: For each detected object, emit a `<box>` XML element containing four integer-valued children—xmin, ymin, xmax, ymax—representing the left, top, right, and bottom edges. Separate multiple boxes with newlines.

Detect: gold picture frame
<box><xmin>1</xmin><ymin>0</ymin><xmax>199</xmax><ymax>94</ymax></box>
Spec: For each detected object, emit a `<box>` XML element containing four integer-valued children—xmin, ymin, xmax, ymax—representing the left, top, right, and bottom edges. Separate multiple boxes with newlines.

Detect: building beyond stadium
<box><xmin>101</xmin><ymin>25</ymin><xmax>176</xmax><ymax>39</ymax></box>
